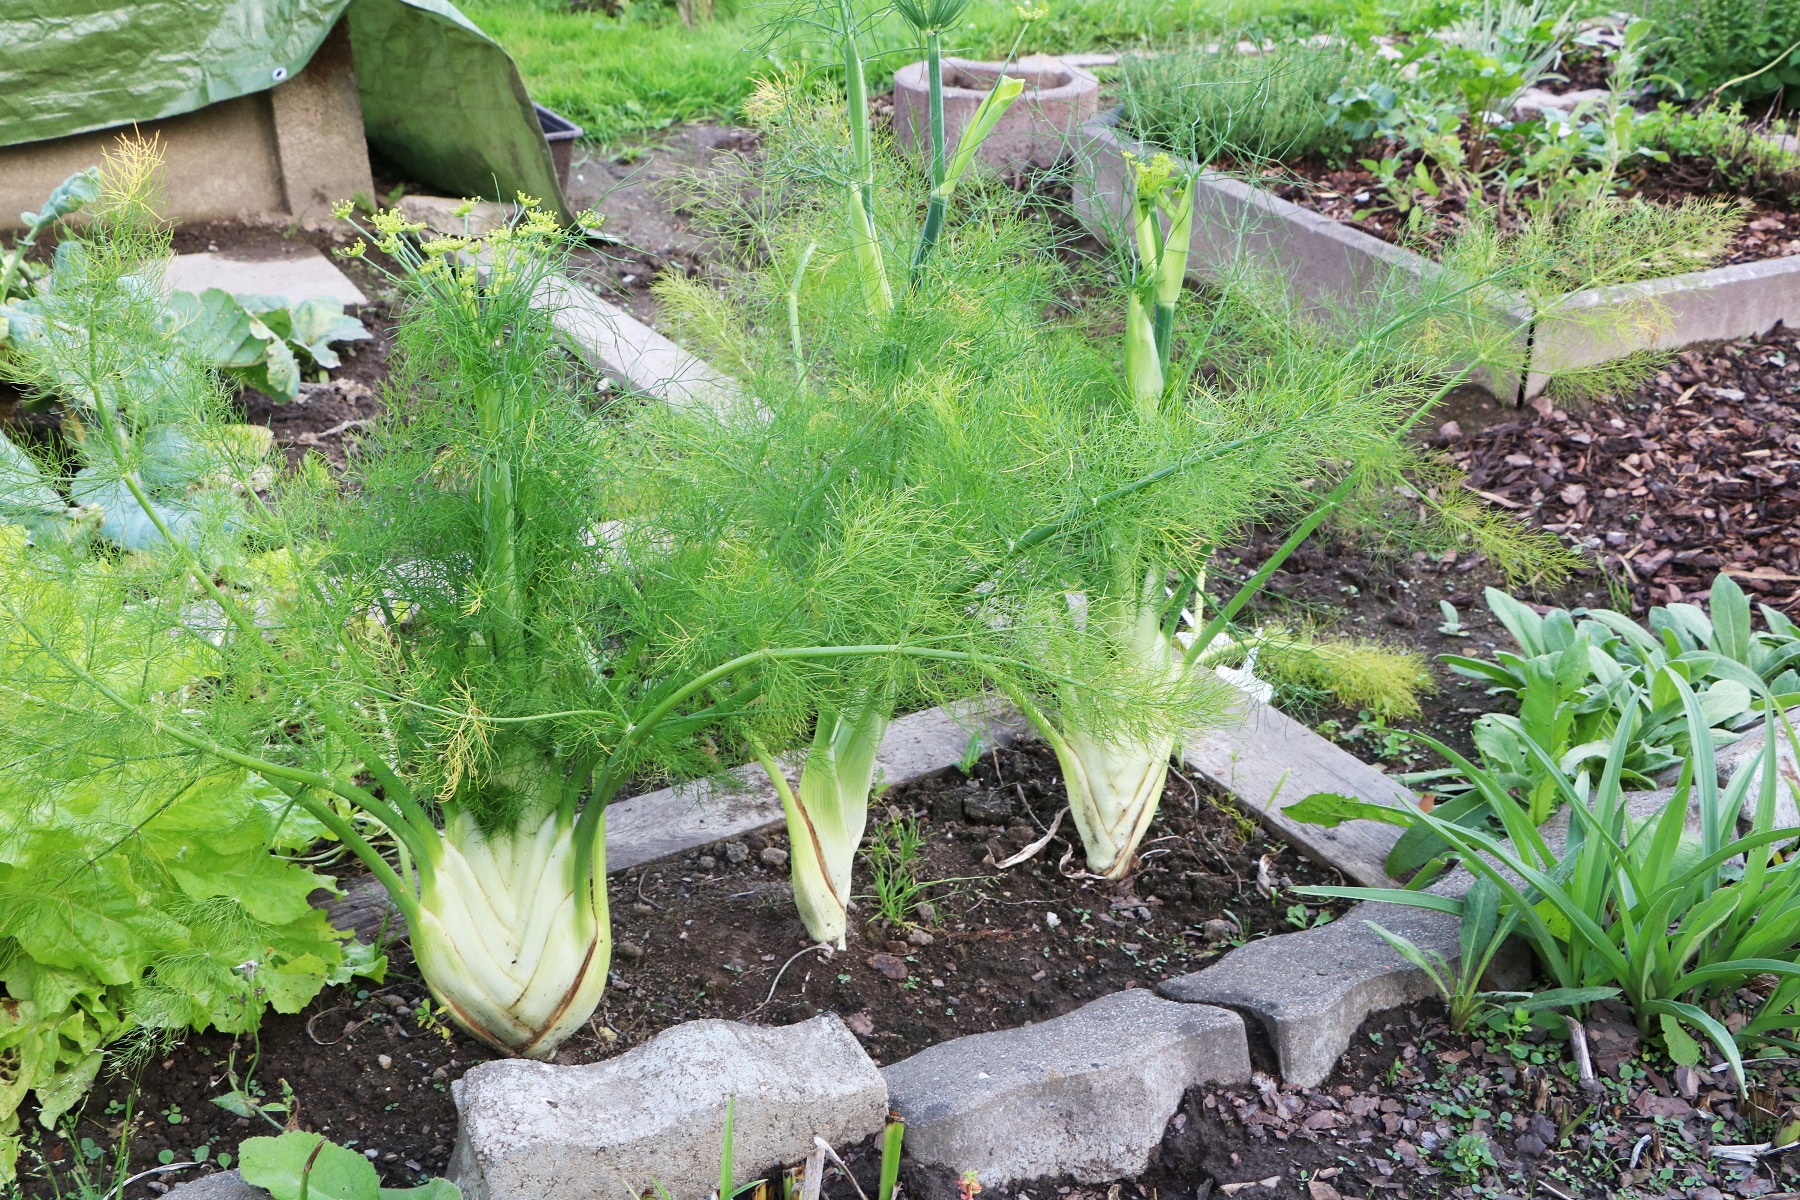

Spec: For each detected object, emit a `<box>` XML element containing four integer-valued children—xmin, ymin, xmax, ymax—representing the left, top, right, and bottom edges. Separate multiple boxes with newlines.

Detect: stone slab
<box><xmin>448</xmin><ymin>1014</ymin><xmax>886</xmax><ymax>1200</ymax></box>
<box><xmin>1159</xmin><ymin>901</ymin><xmax>1469</xmax><ymax>1088</ymax></box>
<box><xmin>162</xmin><ymin>246</ymin><xmax>368</xmax><ymax>307</ymax></box>
<box><xmin>162</xmin><ymin>1171</ymin><xmax>266</xmax><ymax>1200</ymax></box>
<box><xmin>537</xmin><ymin>273</ymin><xmax>741</xmax><ymax>414</ymax></box>
<box><xmin>883</xmin><ymin>989</ymin><xmax>1249</xmax><ymax>1185</ymax></box>
<box><xmin>1183</xmin><ymin>697</ymin><xmax>1415</xmax><ymax>888</ymax></box>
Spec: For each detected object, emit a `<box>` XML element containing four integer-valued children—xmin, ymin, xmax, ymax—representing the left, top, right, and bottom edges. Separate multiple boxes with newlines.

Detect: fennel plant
<box><xmin>0</xmin><ymin>148</ymin><xmax>1120</xmax><ymax>1054</ymax></box>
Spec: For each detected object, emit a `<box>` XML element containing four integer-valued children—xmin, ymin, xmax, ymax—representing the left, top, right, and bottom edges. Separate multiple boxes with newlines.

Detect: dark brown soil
<box><xmin>233</xmin><ymin>306</ymin><xmax>398</xmax><ymax>471</ymax></box>
<box><xmin>596</xmin><ymin>740</ymin><xmax>1354</xmax><ymax>1067</ymax></box>
<box><xmin>14</xmin><ymin>743</ymin><xmax>1353</xmax><ymax>1199</ymax></box>
<box><xmin>1266</xmin><ymin>151</ymin><xmax>1800</xmax><ymax>271</ymax></box>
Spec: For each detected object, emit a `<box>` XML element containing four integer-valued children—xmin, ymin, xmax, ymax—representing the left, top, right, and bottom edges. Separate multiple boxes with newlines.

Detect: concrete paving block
<box><xmin>1157</xmin><ymin>901</ymin><xmax>1466</xmax><ymax>1088</ymax></box>
<box><xmin>536</xmin><ymin>273</ymin><xmax>741</xmax><ymax>414</ymax></box>
<box><xmin>448</xmin><ymin>1014</ymin><xmax>886</xmax><ymax>1200</ymax></box>
<box><xmin>162</xmin><ymin>246</ymin><xmax>368</xmax><ymax>307</ymax></box>
<box><xmin>883</xmin><ymin>989</ymin><xmax>1249</xmax><ymax>1186</ymax></box>
<box><xmin>894</xmin><ymin>56</ymin><xmax>1099</xmax><ymax>173</ymax></box>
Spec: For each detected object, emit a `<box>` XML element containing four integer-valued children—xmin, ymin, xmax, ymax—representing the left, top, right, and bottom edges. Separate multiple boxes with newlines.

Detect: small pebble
<box><xmin>377</xmin><ymin>1054</ymin><xmax>393</xmax><ymax>1070</ymax></box>
<box><xmin>616</xmin><ymin>941</ymin><xmax>646</xmax><ymax>962</ymax></box>
<box><xmin>906</xmin><ymin>928</ymin><xmax>934</xmax><ymax>946</ymax></box>
<box><xmin>759</xmin><ymin>846</ymin><xmax>789</xmax><ymax>869</ymax></box>
<box><xmin>724</xmin><ymin>841</ymin><xmax>749</xmax><ymax>865</ymax></box>
<box><xmin>432</xmin><ymin>1066</ymin><xmax>449</xmax><ymax>1082</ymax></box>
<box><xmin>697</xmin><ymin>855</ymin><xmax>716</xmax><ymax>870</ymax></box>
<box><xmin>1202</xmin><ymin>918</ymin><xmax>1235</xmax><ymax>942</ymax></box>
<box><xmin>1044</xmin><ymin>912</ymin><xmax>1061</xmax><ymax>929</ymax></box>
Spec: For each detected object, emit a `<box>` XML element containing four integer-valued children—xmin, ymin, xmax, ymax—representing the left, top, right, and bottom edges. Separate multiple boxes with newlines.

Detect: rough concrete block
<box><xmin>894</xmin><ymin>56</ymin><xmax>1098</xmax><ymax>173</ymax></box>
<box><xmin>1527</xmin><ymin>255</ymin><xmax>1800</xmax><ymax>397</ymax></box>
<box><xmin>162</xmin><ymin>1172</ymin><xmax>267</xmax><ymax>1200</ymax></box>
<box><xmin>447</xmin><ymin>1014</ymin><xmax>887</xmax><ymax>1200</ymax></box>
<box><xmin>883</xmin><ymin>989</ymin><xmax>1249</xmax><ymax>1186</ymax></box>
<box><xmin>1</xmin><ymin>95</ymin><xmax>288</xmax><ymax>231</ymax></box>
<box><xmin>1159</xmin><ymin>901</ymin><xmax>1522</xmax><ymax>1088</ymax></box>
<box><xmin>269</xmin><ymin>20</ymin><xmax>374</xmax><ymax>220</ymax></box>
<box><xmin>162</xmin><ymin>246</ymin><xmax>368</xmax><ymax>307</ymax></box>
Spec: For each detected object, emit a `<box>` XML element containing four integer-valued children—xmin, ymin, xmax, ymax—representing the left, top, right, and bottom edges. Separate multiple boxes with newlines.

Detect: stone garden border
<box><xmin>178</xmin><ymin>275</ymin><xmax>1796</xmax><ymax>1200</ymax></box>
<box><xmin>1069</xmin><ymin>111</ymin><xmax>1800</xmax><ymax>403</ymax></box>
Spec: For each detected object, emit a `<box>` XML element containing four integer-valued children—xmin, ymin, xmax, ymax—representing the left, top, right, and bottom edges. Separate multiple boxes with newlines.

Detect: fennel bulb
<box><xmin>411</xmin><ymin>811</ymin><xmax>611</xmax><ymax>1058</ymax></box>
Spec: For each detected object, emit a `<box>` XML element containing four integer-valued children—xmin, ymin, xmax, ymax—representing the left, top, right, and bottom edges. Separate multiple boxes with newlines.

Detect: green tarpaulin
<box><xmin>0</xmin><ymin>0</ymin><xmax>570</xmax><ymax>219</ymax></box>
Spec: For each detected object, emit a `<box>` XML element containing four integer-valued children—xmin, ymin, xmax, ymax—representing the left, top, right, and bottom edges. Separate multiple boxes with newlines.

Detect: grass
<box><xmin>458</xmin><ymin>0</ymin><xmax>1379</xmax><ymax>145</ymax></box>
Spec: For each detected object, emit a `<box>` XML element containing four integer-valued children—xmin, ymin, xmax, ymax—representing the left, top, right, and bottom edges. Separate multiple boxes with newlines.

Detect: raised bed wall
<box><xmin>1071</xmin><ymin>114</ymin><xmax>1800</xmax><ymax>403</ymax></box>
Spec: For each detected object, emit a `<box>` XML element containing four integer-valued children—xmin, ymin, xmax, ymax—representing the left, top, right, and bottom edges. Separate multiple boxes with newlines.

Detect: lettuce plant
<box><xmin>0</xmin><ymin>530</ymin><xmax>369</xmax><ymax>1181</ymax></box>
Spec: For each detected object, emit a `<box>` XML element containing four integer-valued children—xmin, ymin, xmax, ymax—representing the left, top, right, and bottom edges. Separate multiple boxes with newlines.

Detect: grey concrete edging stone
<box><xmin>1071</xmin><ymin>114</ymin><xmax>1800</xmax><ymax>401</ymax></box>
<box><xmin>883</xmin><ymin>989</ymin><xmax>1249</xmax><ymax>1186</ymax></box>
<box><xmin>448</xmin><ymin>1014</ymin><xmax>886</xmax><ymax>1200</ymax></box>
<box><xmin>161</xmin><ymin>1171</ymin><xmax>266</xmax><ymax>1200</ymax></box>
<box><xmin>894</xmin><ymin>56</ymin><xmax>1099</xmax><ymax>173</ymax></box>
<box><xmin>536</xmin><ymin>273</ymin><xmax>742</xmax><ymax>414</ymax></box>
<box><xmin>1158</xmin><ymin>901</ymin><xmax>1521</xmax><ymax>1088</ymax></box>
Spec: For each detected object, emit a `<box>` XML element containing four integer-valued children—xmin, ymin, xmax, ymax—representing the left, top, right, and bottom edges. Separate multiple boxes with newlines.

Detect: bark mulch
<box><xmin>941</xmin><ymin>1002</ymin><xmax>1800</xmax><ymax>1200</ymax></box>
<box><xmin>1441</xmin><ymin>321</ymin><xmax>1800</xmax><ymax>618</ymax></box>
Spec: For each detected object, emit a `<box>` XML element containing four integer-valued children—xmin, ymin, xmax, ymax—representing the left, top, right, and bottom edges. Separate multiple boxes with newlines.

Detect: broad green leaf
<box><xmin>289</xmin><ymin>298</ymin><xmax>370</xmax><ymax>370</ymax></box>
<box><xmin>1711</xmin><ymin>574</ymin><xmax>1752</xmax><ymax>663</ymax></box>
<box><xmin>240</xmin><ymin>1133</ymin><xmax>381</xmax><ymax>1200</ymax></box>
<box><xmin>1659</xmin><ymin>1012</ymin><xmax>1701</xmax><ymax>1067</ymax></box>
<box><xmin>253</xmin><ymin>953</ymin><xmax>333</xmax><ymax>1015</ymax></box>
<box><xmin>168</xmin><ymin>289</ymin><xmax>269</xmax><ymax>369</ymax></box>
<box><xmin>0</xmin><ymin>429</ymin><xmax>63</xmax><ymax>517</ymax></box>
<box><xmin>1283</xmin><ymin>791</ymin><xmax>1416</xmax><ymax>829</ymax></box>
<box><xmin>380</xmin><ymin>1181</ymin><xmax>460</xmax><ymax>1200</ymax></box>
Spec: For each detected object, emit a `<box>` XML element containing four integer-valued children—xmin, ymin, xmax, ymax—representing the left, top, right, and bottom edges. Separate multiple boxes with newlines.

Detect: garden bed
<box><xmin>1265</xmin><ymin>154</ymin><xmax>1800</xmax><ymax>270</ymax></box>
<box><xmin>15</xmin><ymin>742</ymin><xmax>1352</xmax><ymax>1198</ymax></box>
<box><xmin>1448</xmin><ymin>320</ymin><xmax>1800</xmax><ymax>617</ymax></box>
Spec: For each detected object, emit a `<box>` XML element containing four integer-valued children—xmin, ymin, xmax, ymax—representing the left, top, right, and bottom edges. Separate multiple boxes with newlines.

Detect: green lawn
<box><xmin>458</xmin><ymin>0</ymin><xmax>1377</xmax><ymax>145</ymax></box>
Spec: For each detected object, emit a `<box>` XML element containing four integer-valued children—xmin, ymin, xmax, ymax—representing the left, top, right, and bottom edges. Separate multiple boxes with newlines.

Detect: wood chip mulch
<box><xmin>1442</xmin><ymin>321</ymin><xmax>1800</xmax><ymax>618</ymax></box>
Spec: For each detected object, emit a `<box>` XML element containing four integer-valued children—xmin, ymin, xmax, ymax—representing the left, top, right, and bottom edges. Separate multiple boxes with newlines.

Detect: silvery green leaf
<box><xmin>168</xmin><ymin>288</ymin><xmax>270</xmax><ymax>369</ymax></box>
<box><xmin>70</xmin><ymin>470</ymin><xmax>203</xmax><ymax>551</ymax></box>
<box><xmin>288</xmin><ymin>297</ymin><xmax>369</xmax><ymax>370</ymax></box>
<box><xmin>0</xmin><ymin>428</ymin><xmax>63</xmax><ymax>515</ymax></box>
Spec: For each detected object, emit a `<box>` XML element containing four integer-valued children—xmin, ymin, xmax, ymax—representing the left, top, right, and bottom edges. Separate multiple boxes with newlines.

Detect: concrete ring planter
<box><xmin>894</xmin><ymin>55</ymin><xmax>1099</xmax><ymax>173</ymax></box>
<box><xmin>1071</xmin><ymin>111</ymin><xmax>1800</xmax><ymax>402</ymax></box>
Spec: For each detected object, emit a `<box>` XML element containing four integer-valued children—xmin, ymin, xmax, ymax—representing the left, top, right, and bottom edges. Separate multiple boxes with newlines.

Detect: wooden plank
<box><xmin>1182</xmin><ymin>700</ymin><xmax>1417</xmax><ymax>888</ymax></box>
